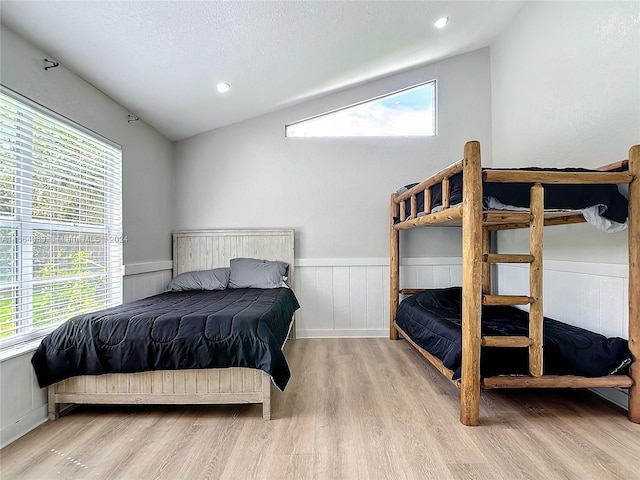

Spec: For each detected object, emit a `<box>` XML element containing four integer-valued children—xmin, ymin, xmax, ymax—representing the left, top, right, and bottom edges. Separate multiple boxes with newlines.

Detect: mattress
<box><xmin>31</xmin><ymin>287</ymin><xmax>300</xmax><ymax>391</ymax></box>
<box><xmin>396</xmin><ymin>168</ymin><xmax>629</xmax><ymax>230</ymax></box>
<box><xmin>395</xmin><ymin>287</ymin><xmax>632</xmax><ymax>380</ymax></box>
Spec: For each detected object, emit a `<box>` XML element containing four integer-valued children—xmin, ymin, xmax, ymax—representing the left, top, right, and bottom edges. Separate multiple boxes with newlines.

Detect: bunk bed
<box><xmin>389</xmin><ymin>141</ymin><xmax>639</xmax><ymax>426</ymax></box>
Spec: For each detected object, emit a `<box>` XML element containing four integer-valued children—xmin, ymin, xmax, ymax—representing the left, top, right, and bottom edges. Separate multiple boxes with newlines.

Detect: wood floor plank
<box><xmin>268</xmin><ymin>339</ymin><xmax>318</xmax><ymax>456</ymax></box>
<box><xmin>89</xmin><ymin>408</ymin><xmax>185</xmax><ymax>480</ymax></box>
<box><xmin>265</xmin><ymin>453</ymin><xmax>314</xmax><ymax>479</ymax></box>
<box><xmin>2</xmin><ymin>338</ymin><xmax>639</xmax><ymax>480</ymax></box>
<box><xmin>388</xmin><ymin>341</ymin><xmax>489</xmax><ymax>467</ymax></box>
<box><xmin>360</xmin><ymin>339</ymin><xmax>457</xmax><ymax>478</ymax></box>
<box><xmin>313</xmin><ymin>341</ymin><xmax>363</xmax><ymax>480</ymax></box>
<box><xmin>168</xmin><ymin>406</ymin><xmax>248</xmax><ymax>480</ymax></box>
<box><xmin>218</xmin><ymin>415</ymin><xmax>277</xmax><ymax>480</ymax></box>
<box><xmin>343</xmin><ymin>341</ymin><xmax>402</xmax><ymax>480</ymax></box>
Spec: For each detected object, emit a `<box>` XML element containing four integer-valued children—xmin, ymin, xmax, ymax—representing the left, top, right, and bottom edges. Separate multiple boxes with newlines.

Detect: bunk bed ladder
<box><xmin>481</xmin><ymin>183</ymin><xmax>544</xmax><ymax>377</ymax></box>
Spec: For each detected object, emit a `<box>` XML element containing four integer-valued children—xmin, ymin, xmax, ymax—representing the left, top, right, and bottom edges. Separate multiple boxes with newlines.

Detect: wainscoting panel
<box><xmin>496</xmin><ymin>260</ymin><xmax>630</xmax><ymax>410</ymax></box>
<box><xmin>294</xmin><ymin>258</ymin><xmax>461</xmax><ymax>338</ymax></box>
<box><xmin>0</xmin><ymin>350</ymin><xmax>48</xmax><ymax>448</ymax></box>
<box><xmin>366</xmin><ymin>266</ymin><xmax>386</xmax><ymax>330</ymax></box>
<box><xmin>497</xmin><ymin>261</ymin><xmax>629</xmax><ymax>339</ymax></box>
<box><xmin>123</xmin><ymin>267</ymin><xmax>173</xmax><ymax>303</ymax></box>
<box><xmin>1</xmin><ymin>263</ymin><xmax>173</xmax><ymax>448</ymax></box>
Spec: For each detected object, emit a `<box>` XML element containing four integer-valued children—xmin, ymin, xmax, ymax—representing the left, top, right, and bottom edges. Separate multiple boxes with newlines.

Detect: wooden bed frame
<box><xmin>47</xmin><ymin>229</ymin><xmax>295</xmax><ymax>421</ymax></box>
<box><xmin>390</xmin><ymin>141</ymin><xmax>639</xmax><ymax>426</ymax></box>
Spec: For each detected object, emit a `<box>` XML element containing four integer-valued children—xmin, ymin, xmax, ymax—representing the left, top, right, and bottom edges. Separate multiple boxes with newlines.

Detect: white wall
<box><xmin>0</xmin><ymin>25</ymin><xmax>175</xmax><ymax>448</ymax></box>
<box><xmin>490</xmin><ymin>1</ymin><xmax>639</xmax><ymax>407</ymax></box>
<box><xmin>0</xmin><ymin>25</ymin><xmax>175</xmax><ymax>266</ymax></box>
<box><xmin>174</xmin><ymin>48</ymin><xmax>493</xmax><ymax>260</ymax></box>
<box><xmin>174</xmin><ymin>49</ymin><xmax>491</xmax><ymax>339</ymax></box>
<box><xmin>490</xmin><ymin>1</ymin><xmax>639</xmax><ymax>264</ymax></box>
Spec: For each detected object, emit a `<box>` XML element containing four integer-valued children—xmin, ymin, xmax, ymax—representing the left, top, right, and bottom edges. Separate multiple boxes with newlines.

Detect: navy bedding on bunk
<box><xmin>31</xmin><ymin>288</ymin><xmax>300</xmax><ymax>391</ymax></box>
<box><xmin>395</xmin><ymin>287</ymin><xmax>632</xmax><ymax>380</ymax></box>
<box><xmin>396</xmin><ymin>168</ymin><xmax>629</xmax><ymax>224</ymax></box>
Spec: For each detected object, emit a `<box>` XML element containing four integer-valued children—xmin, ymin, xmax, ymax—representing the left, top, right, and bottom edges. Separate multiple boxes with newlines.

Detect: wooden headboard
<box><xmin>172</xmin><ymin>229</ymin><xmax>295</xmax><ymax>286</ymax></box>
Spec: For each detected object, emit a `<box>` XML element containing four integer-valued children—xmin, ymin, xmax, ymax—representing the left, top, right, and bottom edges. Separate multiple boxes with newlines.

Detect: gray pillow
<box><xmin>228</xmin><ymin>258</ymin><xmax>288</xmax><ymax>289</ymax></box>
<box><xmin>166</xmin><ymin>267</ymin><xmax>230</xmax><ymax>291</ymax></box>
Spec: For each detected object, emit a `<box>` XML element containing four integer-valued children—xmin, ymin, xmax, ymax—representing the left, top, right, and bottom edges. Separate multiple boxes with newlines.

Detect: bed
<box><xmin>33</xmin><ymin>229</ymin><xmax>298</xmax><ymax>420</ymax></box>
<box><xmin>396</xmin><ymin>286</ymin><xmax>632</xmax><ymax>380</ymax></box>
<box><xmin>389</xmin><ymin>141</ymin><xmax>639</xmax><ymax>426</ymax></box>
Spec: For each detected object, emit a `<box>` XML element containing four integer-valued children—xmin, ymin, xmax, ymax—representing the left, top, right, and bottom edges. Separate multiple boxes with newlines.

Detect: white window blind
<box><xmin>0</xmin><ymin>87</ymin><xmax>122</xmax><ymax>349</ymax></box>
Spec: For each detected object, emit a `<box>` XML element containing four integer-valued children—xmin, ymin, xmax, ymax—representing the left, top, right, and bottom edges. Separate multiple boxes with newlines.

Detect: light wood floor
<box><xmin>2</xmin><ymin>338</ymin><xmax>639</xmax><ymax>480</ymax></box>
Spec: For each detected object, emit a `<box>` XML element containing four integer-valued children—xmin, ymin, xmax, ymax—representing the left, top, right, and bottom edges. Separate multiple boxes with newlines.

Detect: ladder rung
<box><xmin>483</xmin><ymin>253</ymin><xmax>534</xmax><ymax>264</ymax></box>
<box><xmin>483</xmin><ymin>295</ymin><xmax>532</xmax><ymax>306</ymax></box>
<box><xmin>482</xmin><ymin>336</ymin><xmax>533</xmax><ymax>348</ymax></box>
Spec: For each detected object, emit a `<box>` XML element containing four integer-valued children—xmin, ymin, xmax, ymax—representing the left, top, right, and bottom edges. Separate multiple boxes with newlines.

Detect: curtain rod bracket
<box><xmin>127</xmin><ymin>114</ymin><xmax>139</xmax><ymax>123</ymax></box>
<box><xmin>43</xmin><ymin>59</ymin><xmax>59</xmax><ymax>71</ymax></box>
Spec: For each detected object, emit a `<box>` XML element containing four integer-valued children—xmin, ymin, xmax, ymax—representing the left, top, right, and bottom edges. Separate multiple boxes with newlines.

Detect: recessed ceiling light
<box><xmin>434</xmin><ymin>17</ymin><xmax>448</xmax><ymax>29</ymax></box>
<box><xmin>217</xmin><ymin>82</ymin><xmax>230</xmax><ymax>93</ymax></box>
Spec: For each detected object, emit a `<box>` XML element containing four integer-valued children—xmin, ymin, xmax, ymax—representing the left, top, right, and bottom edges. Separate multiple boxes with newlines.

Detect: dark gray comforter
<box><xmin>32</xmin><ymin>288</ymin><xmax>300</xmax><ymax>391</ymax></box>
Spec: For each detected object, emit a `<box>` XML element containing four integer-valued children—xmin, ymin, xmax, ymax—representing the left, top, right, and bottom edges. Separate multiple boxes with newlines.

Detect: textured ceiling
<box><xmin>1</xmin><ymin>1</ymin><xmax>524</xmax><ymax>141</ymax></box>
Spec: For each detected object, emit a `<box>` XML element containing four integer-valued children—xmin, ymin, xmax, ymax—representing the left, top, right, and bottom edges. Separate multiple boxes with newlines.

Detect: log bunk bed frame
<box><xmin>389</xmin><ymin>141</ymin><xmax>639</xmax><ymax>426</ymax></box>
<box><xmin>47</xmin><ymin>229</ymin><xmax>295</xmax><ymax>421</ymax></box>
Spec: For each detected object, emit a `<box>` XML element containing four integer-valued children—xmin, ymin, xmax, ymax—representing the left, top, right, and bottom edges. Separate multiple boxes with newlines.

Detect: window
<box><xmin>285</xmin><ymin>80</ymin><xmax>436</xmax><ymax>137</ymax></box>
<box><xmin>0</xmin><ymin>87</ymin><xmax>122</xmax><ymax>350</ymax></box>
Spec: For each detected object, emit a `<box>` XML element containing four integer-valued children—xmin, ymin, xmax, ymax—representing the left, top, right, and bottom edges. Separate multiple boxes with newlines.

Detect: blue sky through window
<box><xmin>286</xmin><ymin>81</ymin><xmax>435</xmax><ymax>137</ymax></box>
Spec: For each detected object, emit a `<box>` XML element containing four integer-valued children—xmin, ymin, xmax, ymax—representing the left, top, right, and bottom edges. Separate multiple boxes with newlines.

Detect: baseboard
<box><xmin>589</xmin><ymin>387</ymin><xmax>629</xmax><ymax>411</ymax></box>
<box><xmin>0</xmin><ymin>404</ymin><xmax>48</xmax><ymax>449</ymax></box>
<box><xmin>296</xmin><ymin>329</ymin><xmax>388</xmax><ymax>339</ymax></box>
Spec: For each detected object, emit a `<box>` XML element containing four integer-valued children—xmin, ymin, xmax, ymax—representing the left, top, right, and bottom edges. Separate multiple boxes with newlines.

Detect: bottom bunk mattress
<box><xmin>395</xmin><ymin>287</ymin><xmax>632</xmax><ymax>380</ymax></box>
<box><xmin>32</xmin><ymin>287</ymin><xmax>300</xmax><ymax>391</ymax></box>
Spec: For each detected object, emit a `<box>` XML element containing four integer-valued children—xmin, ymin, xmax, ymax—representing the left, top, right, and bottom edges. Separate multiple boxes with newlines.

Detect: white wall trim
<box><xmin>0</xmin><ymin>339</ymin><xmax>41</xmax><ymax>362</ymax></box>
<box><xmin>124</xmin><ymin>260</ymin><xmax>173</xmax><ymax>276</ymax></box>
<box><xmin>544</xmin><ymin>260</ymin><xmax>628</xmax><ymax>278</ymax></box>
<box><xmin>296</xmin><ymin>257</ymin><xmax>462</xmax><ymax>267</ymax></box>
<box><xmin>499</xmin><ymin>259</ymin><xmax>628</xmax><ymax>278</ymax></box>
<box><xmin>297</xmin><ymin>328</ymin><xmax>388</xmax><ymax>339</ymax></box>
<box><xmin>497</xmin><ymin>259</ymin><xmax>630</xmax><ymax>408</ymax></box>
<box><xmin>402</xmin><ymin>257</ymin><xmax>462</xmax><ymax>266</ymax></box>
<box><xmin>297</xmin><ymin>258</ymin><xmax>388</xmax><ymax>267</ymax></box>
<box><xmin>298</xmin><ymin>257</ymin><xmax>627</xmax><ymax>276</ymax></box>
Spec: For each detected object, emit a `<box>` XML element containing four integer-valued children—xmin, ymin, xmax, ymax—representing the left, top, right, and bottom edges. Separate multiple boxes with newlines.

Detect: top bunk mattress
<box><xmin>395</xmin><ymin>287</ymin><xmax>632</xmax><ymax>380</ymax></box>
<box><xmin>395</xmin><ymin>168</ymin><xmax>629</xmax><ymax>231</ymax></box>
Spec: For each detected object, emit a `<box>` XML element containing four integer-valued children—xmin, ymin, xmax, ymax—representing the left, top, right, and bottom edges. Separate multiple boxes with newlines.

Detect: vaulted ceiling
<box><xmin>1</xmin><ymin>1</ymin><xmax>524</xmax><ymax>141</ymax></box>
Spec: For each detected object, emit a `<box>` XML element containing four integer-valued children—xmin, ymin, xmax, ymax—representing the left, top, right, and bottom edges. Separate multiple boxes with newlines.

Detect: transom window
<box><xmin>285</xmin><ymin>80</ymin><xmax>436</xmax><ymax>137</ymax></box>
<box><xmin>0</xmin><ymin>87</ymin><xmax>123</xmax><ymax>350</ymax></box>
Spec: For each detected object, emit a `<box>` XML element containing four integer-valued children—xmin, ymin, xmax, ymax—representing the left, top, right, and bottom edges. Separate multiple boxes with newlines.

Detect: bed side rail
<box><xmin>596</xmin><ymin>159</ymin><xmax>629</xmax><ymax>172</ymax></box>
<box><xmin>482</xmin><ymin>169</ymin><xmax>631</xmax><ymax>184</ymax></box>
<box><xmin>392</xmin><ymin>159</ymin><xmax>464</xmax><ymax>222</ymax></box>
